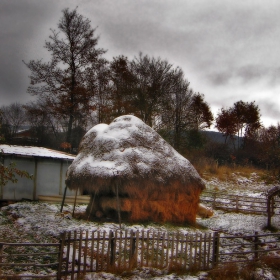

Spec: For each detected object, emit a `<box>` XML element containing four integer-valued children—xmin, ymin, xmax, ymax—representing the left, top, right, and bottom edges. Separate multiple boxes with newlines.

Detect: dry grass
<box><xmin>260</xmin><ymin>255</ymin><xmax>280</xmax><ymax>270</ymax></box>
<box><xmin>89</xmin><ymin>181</ymin><xmax>203</xmax><ymax>225</ymax></box>
<box><xmin>98</xmin><ymin>190</ymin><xmax>200</xmax><ymax>224</ymax></box>
<box><xmin>207</xmin><ymin>263</ymin><xmax>240</xmax><ymax>280</ymax></box>
<box><xmin>194</xmin><ymin>160</ymin><xmax>265</xmax><ymax>182</ymax></box>
<box><xmin>208</xmin><ymin>262</ymin><xmax>258</xmax><ymax>280</ymax></box>
<box><xmin>207</xmin><ymin>257</ymin><xmax>280</xmax><ymax>280</ymax></box>
<box><xmin>167</xmin><ymin>261</ymin><xmax>199</xmax><ymax>275</ymax></box>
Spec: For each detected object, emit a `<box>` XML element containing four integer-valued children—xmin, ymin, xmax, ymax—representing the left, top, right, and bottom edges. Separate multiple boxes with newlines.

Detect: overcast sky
<box><xmin>1</xmin><ymin>0</ymin><xmax>280</xmax><ymax>128</ymax></box>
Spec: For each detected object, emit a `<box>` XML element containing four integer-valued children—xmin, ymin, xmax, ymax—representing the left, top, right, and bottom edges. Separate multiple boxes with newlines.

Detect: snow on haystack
<box><xmin>66</xmin><ymin>115</ymin><xmax>205</xmax><ymax>224</ymax></box>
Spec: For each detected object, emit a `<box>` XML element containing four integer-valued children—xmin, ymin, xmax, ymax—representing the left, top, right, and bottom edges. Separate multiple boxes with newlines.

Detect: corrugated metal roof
<box><xmin>0</xmin><ymin>145</ymin><xmax>75</xmax><ymax>160</ymax></box>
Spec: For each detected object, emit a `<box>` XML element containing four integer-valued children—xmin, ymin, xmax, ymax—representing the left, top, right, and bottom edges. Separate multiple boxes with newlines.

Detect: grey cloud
<box><xmin>259</xmin><ymin>99</ymin><xmax>280</xmax><ymax>122</ymax></box>
<box><xmin>1</xmin><ymin>0</ymin><xmax>280</xmax><ymax>126</ymax></box>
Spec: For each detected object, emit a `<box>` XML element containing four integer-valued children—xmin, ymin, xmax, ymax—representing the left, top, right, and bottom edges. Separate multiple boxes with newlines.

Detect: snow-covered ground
<box><xmin>0</xmin><ymin>173</ymin><xmax>280</xmax><ymax>279</ymax></box>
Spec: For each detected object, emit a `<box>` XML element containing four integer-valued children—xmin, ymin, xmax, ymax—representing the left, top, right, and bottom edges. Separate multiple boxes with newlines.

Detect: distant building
<box><xmin>0</xmin><ymin>145</ymin><xmax>76</xmax><ymax>201</ymax></box>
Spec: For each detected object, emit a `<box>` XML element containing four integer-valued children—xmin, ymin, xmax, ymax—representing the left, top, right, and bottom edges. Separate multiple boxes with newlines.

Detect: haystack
<box><xmin>65</xmin><ymin>115</ymin><xmax>205</xmax><ymax>224</ymax></box>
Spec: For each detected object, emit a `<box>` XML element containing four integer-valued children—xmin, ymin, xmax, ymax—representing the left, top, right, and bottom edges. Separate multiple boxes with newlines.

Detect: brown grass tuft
<box><xmin>207</xmin><ymin>263</ymin><xmax>240</xmax><ymax>280</ymax></box>
<box><xmin>167</xmin><ymin>261</ymin><xmax>199</xmax><ymax>275</ymax></box>
<box><xmin>260</xmin><ymin>255</ymin><xmax>280</xmax><ymax>270</ymax></box>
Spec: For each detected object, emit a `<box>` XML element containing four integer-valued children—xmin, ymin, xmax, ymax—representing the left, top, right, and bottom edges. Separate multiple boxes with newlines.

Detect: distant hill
<box><xmin>202</xmin><ymin>130</ymin><xmax>242</xmax><ymax>148</ymax></box>
<box><xmin>202</xmin><ymin>130</ymin><xmax>227</xmax><ymax>144</ymax></box>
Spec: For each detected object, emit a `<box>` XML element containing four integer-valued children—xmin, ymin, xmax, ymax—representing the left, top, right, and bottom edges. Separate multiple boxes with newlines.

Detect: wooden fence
<box><xmin>200</xmin><ymin>190</ymin><xmax>280</xmax><ymax>215</ymax></box>
<box><xmin>218</xmin><ymin>231</ymin><xmax>280</xmax><ymax>264</ymax></box>
<box><xmin>0</xmin><ymin>240</ymin><xmax>60</xmax><ymax>279</ymax></box>
<box><xmin>59</xmin><ymin>230</ymin><xmax>215</xmax><ymax>279</ymax></box>
<box><xmin>1</xmin><ymin>230</ymin><xmax>280</xmax><ymax>279</ymax></box>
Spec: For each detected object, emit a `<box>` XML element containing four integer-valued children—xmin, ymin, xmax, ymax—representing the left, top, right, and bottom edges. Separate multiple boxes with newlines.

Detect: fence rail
<box><xmin>1</xmin><ymin>230</ymin><xmax>280</xmax><ymax>279</ymax></box>
<box><xmin>218</xmin><ymin>231</ymin><xmax>280</xmax><ymax>265</ymax></box>
<box><xmin>200</xmin><ymin>190</ymin><xmax>280</xmax><ymax>215</ymax></box>
<box><xmin>0</xmin><ymin>241</ymin><xmax>60</xmax><ymax>279</ymax></box>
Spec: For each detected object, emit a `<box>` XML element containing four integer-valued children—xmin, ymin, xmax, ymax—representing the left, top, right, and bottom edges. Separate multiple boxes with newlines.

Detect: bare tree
<box><xmin>24</xmin><ymin>8</ymin><xmax>106</xmax><ymax>145</ymax></box>
<box><xmin>130</xmin><ymin>53</ymin><xmax>180</xmax><ymax>126</ymax></box>
<box><xmin>0</xmin><ymin>103</ymin><xmax>26</xmax><ymax>141</ymax></box>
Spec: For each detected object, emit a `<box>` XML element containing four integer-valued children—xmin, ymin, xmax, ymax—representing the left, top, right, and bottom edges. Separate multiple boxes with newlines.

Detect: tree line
<box><xmin>1</xmin><ymin>8</ymin><xmax>279</xmax><ymax>174</ymax></box>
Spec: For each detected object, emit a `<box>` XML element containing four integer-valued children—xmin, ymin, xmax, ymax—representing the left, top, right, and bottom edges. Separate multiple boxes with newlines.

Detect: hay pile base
<box><xmin>87</xmin><ymin>182</ymin><xmax>201</xmax><ymax>225</ymax></box>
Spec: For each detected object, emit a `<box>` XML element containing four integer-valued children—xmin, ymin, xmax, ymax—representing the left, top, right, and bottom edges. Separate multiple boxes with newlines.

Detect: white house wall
<box><xmin>2</xmin><ymin>157</ymin><xmax>35</xmax><ymax>200</ymax></box>
<box><xmin>1</xmin><ymin>156</ymin><xmax>75</xmax><ymax>200</ymax></box>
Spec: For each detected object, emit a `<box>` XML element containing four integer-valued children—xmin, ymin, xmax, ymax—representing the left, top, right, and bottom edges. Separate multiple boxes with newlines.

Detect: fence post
<box><xmin>57</xmin><ymin>232</ymin><xmax>65</xmax><ymax>280</ymax></box>
<box><xmin>235</xmin><ymin>196</ymin><xmax>239</xmax><ymax>212</ymax></box>
<box><xmin>129</xmin><ymin>230</ymin><xmax>136</xmax><ymax>268</ymax></box>
<box><xmin>110</xmin><ymin>231</ymin><xmax>115</xmax><ymax>266</ymax></box>
<box><xmin>0</xmin><ymin>240</ymin><xmax>3</xmax><ymax>275</ymax></box>
<box><xmin>254</xmin><ymin>231</ymin><xmax>259</xmax><ymax>260</ymax></box>
<box><xmin>212</xmin><ymin>231</ymin><xmax>219</xmax><ymax>267</ymax></box>
<box><xmin>267</xmin><ymin>197</ymin><xmax>271</xmax><ymax>228</ymax></box>
<box><xmin>213</xmin><ymin>193</ymin><xmax>216</xmax><ymax>210</ymax></box>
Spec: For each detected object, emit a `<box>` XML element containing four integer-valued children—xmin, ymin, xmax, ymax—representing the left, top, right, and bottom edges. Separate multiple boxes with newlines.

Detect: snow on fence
<box><xmin>200</xmin><ymin>190</ymin><xmax>280</xmax><ymax>215</ymax></box>
<box><xmin>59</xmin><ymin>230</ymin><xmax>214</xmax><ymax>279</ymax></box>
<box><xmin>1</xmin><ymin>230</ymin><xmax>280</xmax><ymax>279</ymax></box>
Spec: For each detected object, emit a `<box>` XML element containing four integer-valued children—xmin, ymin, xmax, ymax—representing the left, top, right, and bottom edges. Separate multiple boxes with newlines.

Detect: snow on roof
<box><xmin>0</xmin><ymin>144</ymin><xmax>75</xmax><ymax>160</ymax></box>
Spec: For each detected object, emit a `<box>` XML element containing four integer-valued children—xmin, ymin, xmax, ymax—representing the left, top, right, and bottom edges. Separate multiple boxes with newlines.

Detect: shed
<box><xmin>66</xmin><ymin>115</ymin><xmax>205</xmax><ymax>224</ymax></box>
<box><xmin>0</xmin><ymin>145</ymin><xmax>75</xmax><ymax>201</ymax></box>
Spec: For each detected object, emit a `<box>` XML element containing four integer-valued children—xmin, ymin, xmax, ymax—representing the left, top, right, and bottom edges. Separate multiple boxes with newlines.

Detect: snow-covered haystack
<box><xmin>66</xmin><ymin>115</ymin><xmax>205</xmax><ymax>224</ymax></box>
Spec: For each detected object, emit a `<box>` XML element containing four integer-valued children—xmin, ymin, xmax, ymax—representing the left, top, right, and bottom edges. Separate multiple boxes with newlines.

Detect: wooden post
<box><xmin>170</xmin><ymin>233</ymin><xmax>175</xmax><ymax>269</ymax></box>
<box><xmin>72</xmin><ymin>188</ymin><xmax>78</xmax><ymax>218</ymax></box>
<box><xmin>118</xmin><ymin>230</ymin><xmax>122</xmax><ymax>269</ymax></box>
<box><xmin>207</xmin><ymin>233</ymin><xmax>211</xmax><ymax>269</ymax></box>
<box><xmin>84</xmin><ymin>231</ymin><xmax>88</xmax><ymax>274</ymax></box>
<box><xmin>235</xmin><ymin>196</ymin><xmax>239</xmax><ymax>212</ymax></box>
<box><xmin>87</xmin><ymin>192</ymin><xmax>96</xmax><ymax>221</ymax></box>
<box><xmin>140</xmin><ymin>230</ymin><xmax>144</xmax><ymax>267</ymax></box>
<box><xmin>189</xmin><ymin>234</ymin><xmax>193</xmax><ymax>269</ymax></box>
<box><xmin>267</xmin><ymin>197</ymin><xmax>271</xmax><ymax>228</ymax></box>
<box><xmin>90</xmin><ymin>231</ymin><xmax>95</xmax><ymax>271</ymax></box>
<box><xmin>57</xmin><ymin>232</ymin><xmax>66</xmax><ymax>280</ymax></box>
<box><xmin>129</xmin><ymin>230</ymin><xmax>136</xmax><ymax>268</ymax></box>
<box><xmin>71</xmin><ymin>231</ymin><xmax>77</xmax><ymax>280</ymax></box>
<box><xmin>146</xmin><ymin>230</ymin><xmax>150</xmax><ymax>266</ymax></box>
<box><xmin>60</xmin><ymin>186</ymin><xmax>68</xmax><ymax>213</ymax></box>
<box><xmin>151</xmin><ymin>231</ymin><xmax>155</xmax><ymax>266</ymax></box>
<box><xmin>254</xmin><ymin>231</ymin><xmax>259</xmax><ymax>260</ymax></box>
<box><xmin>175</xmin><ymin>232</ymin><xmax>179</xmax><ymax>267</ymax></box>
<box><xmin>115</xmin><ymin>183</ymin><xmax>122</xmax><ymax>229</ymax></box>
<box><xmin>160</xmin><ymin>232</ymin><xmax>165</xmax><ymax>268</ymax></box>
<box><xmin>213</xmin><ymin>192</ymin><xmax>216</xmax><ymax>210</ymax></box>
<box><xmin>212</xmin><ymin>231</ymin><xmax>219</xmax><ymax>267</ymax></box>
<box><xmin>96</xmin><ymin>231</ymin><xmax>100</xmax><ymax>271</ymax></box>
<box><xmin>78</xmin><ymin>231</ymin><xmax>82</xmax><ymax>274</ymax></box>
<box><xmin>65</xmin><ymin>232</ymin><xmax>71</xmax><ymax>276</ymax></box>
<box><xmin>59</xmin><ymin>161</ymin><xmax>63</xmax><ymax>195</ymax></box>
<box><xmin>135</xmin><ymin>231</ymin><xmax>139</xmax><ymax>268</ymax></box>
<box><xmin>33</xmin><ymin>158</ymin><xmax>38</xmax><ymax>200</ymax></box>
<box><xmin>198</xmin><ymin>233</ymin><xmax>202</xmax><ymax>269</ymax></box>
<box><xmin>0</xmin><ymin>240</ymin><xmax>3</xmax><ymax>275</ymax></box>
<box><xmin>0</xmin><ymin>156</ymin><xmax>4</xmax><ymax>200</ymax></box>
<box><xmin>109</xmin><ymin>231</ymin><xmax>115</xmax><ymax>266</ymax></box>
